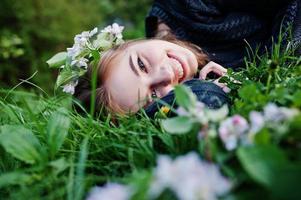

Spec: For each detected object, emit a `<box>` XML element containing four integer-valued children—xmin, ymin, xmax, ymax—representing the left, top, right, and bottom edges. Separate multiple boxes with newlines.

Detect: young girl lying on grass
<box><xmin>49</xmin><ymin>0</ymin><xmax>300</xmax><ymax>115</ymax></box>
<box><xmin>72</xmin><ymin>29</ymin><xmax>229</xmax><ymax>115</ymax></box>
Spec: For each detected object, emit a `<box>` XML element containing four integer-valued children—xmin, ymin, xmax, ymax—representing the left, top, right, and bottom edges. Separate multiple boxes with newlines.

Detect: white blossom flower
<box><xmin>183</xmin><ymin>101</ymin><xmax>209</xmax><ymax>124</ymax></box>
<box><xmin>111</xmin><ymin>23</ymin><xmax>124</xmax><ymax>39</ymax></box>
<box><xmin>178</xmin><ymin>101</ymin><xmax>228</xmax><ymax>125</ymax></box>
<box><xmin>89</xmin><ymin>27</ymin><xmax>98</xmax><ymax>37</ymax></box>
<box><xmin>74</xmin><ymin>28</ymin><xmax>97</xmax><ymax>44</ymax></box>
<box><xmin>196</xmin><ymin>101</ymin><xmax>205</xmax><ymax>109</ymax></box>
<box><xmin>218</xmin><ymin>115</ymin><xmax>249</xmax><ymax>150</ymax></box>
<box><xmin>263</xmin><ymin>103</ymin><xmax>283</xmax><ymax>122</ymax></box>
<box><xmin>176</xmin><ymin>106</ymin><xmax>190</xmax><ymax>116</ymax></box>
<box><xmin>193</xmin><ymin>101</ymin><xmax>206</xmax><ymax>113</ymax></box>
<box><xmin>75</xmin><ymin>35</ymin><xmax>89</xmax><ymax>46</ymax></box>
<box><xmin>249</xmin><ymin>111</ymin><xmax>265</xmax><ymax>134</ymax></box>
<box><xmin>149</xmin><ymin>152</ymin><xmax>231</xmax><ymax>200</ymax></box>
<box><xmin>86</xmin><ymin>183</ymin><xmax>131</xmax><ymax>200</ymax></box>
<box><xmin>176</xmin><ymin>102</ymin><xmax>208</xmax><ymax>124</ymax></box>
<box><xmin>54</xmin><ymin>24</ymin><xmax>124</xmax><ymax>94</ymax></box>
<box><xmin>74</xmin><ymin>32</ymin><xmax>89</xmax><ymax>47</ymax></box>
<box><xmin>279</xmin><ymin>107</ymin><xmax>299</xmax><ymax>119</ymax></box>
<box><xmin>264</xmin><ymin>103</ymin><xmax>299</xmax><ymax>122</ymax></box>
<box><xmin>194</xmin><ymin>101</ymin><xmax>207</xmax><ymax>123</ymax></box>
<box><xmin>101</xmin><ymin>25</ymin><xmax>112</xmax><ymax>34</ymax></box>
<box><xmin>67</xmin><ymin>45</ymin><xmax>84</xmax><ymax>60</ymax></box>
<box><xmin>71</xmin><ymin>57</ymin><xmax>89</xmax><ymax>69</ymax></box>
<box><xmin>62</xmin><ymin>80</ymin><xmax>78</xmax><ymax>95</ymax></box>
<box><xmin>101</xmin><ymin>23</ymin><xmax>124</xmax><ymax>39</ymax></box>
<box><xmin>67</xmin><ymin>27</ymin><xmax>98</xmax><ymax>60</ymax></box>
<box><xmin>206</xmin><ymin>105</ymin><xmax>229</xmax><ymax>123</ymax></box>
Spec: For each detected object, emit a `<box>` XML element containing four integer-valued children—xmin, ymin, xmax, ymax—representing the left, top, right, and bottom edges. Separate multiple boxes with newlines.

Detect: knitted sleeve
<box><xmin>214</xmin><ymin>0</ymin><xmax>293</xmax><ymax>17</ymax></box>
<box><xmin>145</xmin><ymin>0</ymin><xmax>301</xmax><ymax>67</ymax></box>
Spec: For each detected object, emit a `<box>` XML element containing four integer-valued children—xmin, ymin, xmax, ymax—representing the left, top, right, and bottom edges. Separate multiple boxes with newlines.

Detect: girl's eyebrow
<box><xmin>129</xmin><ymin>55</ymin><xmax>139</xmax><ymax>77</ymax></box>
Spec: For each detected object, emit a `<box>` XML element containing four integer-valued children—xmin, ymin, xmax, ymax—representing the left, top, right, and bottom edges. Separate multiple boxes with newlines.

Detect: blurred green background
<box><xmin>0</xmin><ymin>0</ymin><xmax>152</xmax><ymax>93</ymax></box>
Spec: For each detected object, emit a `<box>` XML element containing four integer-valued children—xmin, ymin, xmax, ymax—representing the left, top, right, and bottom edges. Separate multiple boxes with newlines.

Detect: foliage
<box><xmin>0</xmin><ymin>31</ymin><xmax>24</xmax><ymax>59</ymax></box>
<box><xmin>0</xmin><ymin>2</ymin><xmax>301</xmax><ymax>199</ymax></box>
<box><xmin>1</xmin><ymin>36</ymin><xmax>301</xmax><ymax>200</ymax></box>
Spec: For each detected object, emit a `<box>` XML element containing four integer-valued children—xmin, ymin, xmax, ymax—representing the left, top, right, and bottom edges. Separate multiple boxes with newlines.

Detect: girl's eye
<box><xmin>151</xmin><ymin>89</ymin><xmax>157</xmax><ymax>98</ymax></box>
<box><xmin>138</xmin><ymin>57</ymin><xmax>147</xmax><ymax>73</ymax></box>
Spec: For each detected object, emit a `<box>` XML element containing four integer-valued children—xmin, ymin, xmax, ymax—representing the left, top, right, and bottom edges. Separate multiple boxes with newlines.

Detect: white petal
<box><xmin>86</xmin><ymin>183</ymin><xmax>131</xmax><ymax>200</ymax></box>
<box><xmin>206</xmin><ymin>105</ymin><xmax>229</xmax><ymax>122</ymax></box>
<box><xmin>249</xmin><ymin>111</ymin><xmax>265</xmax><ymax>133</ymax></box>
<box><xmin>149</xmin><ymin>153</ymin><xmax>231</xmax><ymax>200</ymax></box>
<box><xmin>89</xmin><ymin>27</ymin><xmax>98</xmax><ymax>37</ymax></box>
<box><xmin>62</xmin><ymin>82</ymin><xmax>77</xmax><ymax>95</ymax></box>
<box><xmin>101</xmin><ymin>25</ymin><xmax>112</xmax><ymax>33</ymax></box>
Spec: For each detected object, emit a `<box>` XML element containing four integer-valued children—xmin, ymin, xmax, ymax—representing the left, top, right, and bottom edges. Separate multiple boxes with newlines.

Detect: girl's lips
<box><xmin>167</xmin><ymin>52</ymin><xmax>188</xmax><ymax>83</ymax></box>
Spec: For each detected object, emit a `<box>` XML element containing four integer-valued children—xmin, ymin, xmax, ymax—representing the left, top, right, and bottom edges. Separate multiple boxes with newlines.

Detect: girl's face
<box><xmin>105</xmin><ymin>39</ymin><xmax>198</xmax><ymax>112</ymax></box>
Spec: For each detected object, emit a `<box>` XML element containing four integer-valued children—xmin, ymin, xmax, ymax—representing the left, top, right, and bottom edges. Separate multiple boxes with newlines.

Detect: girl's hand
<box><xmin>199</xmin><ymin>61</ymin><xmax>227</xmax><ymax>79</ymax></box>
<box><xmin>199</xmin><ymin>61</ymin><xmax>230</xmax><ymax>93</ymax></box>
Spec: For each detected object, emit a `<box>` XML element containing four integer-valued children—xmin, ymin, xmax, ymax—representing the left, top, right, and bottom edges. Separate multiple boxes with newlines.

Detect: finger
<box><xmin>223</xmin><ymin>86</ymin><xmax>231</xmax><ymax>93</ymax></box>
<box><xmin>213</xmin><ymin>79</ymin><xmax>231</xmax><ymax>93</ymax></box>
<box><xmin>213</xmin><ymin>79</ymin><xmax>225</xmax><ymax>87</ymax></box>
<box><xmin>199</xmin><ymin>61</ymin><xmax>227</xmax><ymax>80</ymax></box>
<box><xmin>199</xmin><ymin>64</ymin><xmax>214</xmax><ymax>80</ymax></box>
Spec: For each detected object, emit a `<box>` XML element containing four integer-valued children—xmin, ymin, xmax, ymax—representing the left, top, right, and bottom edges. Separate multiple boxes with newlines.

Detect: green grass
<box><xmin>0</xmin><ymin>36</ymin><xmax>300</xmax><ymax>199</ymax></box>
<box><xmin>0</xmin><ymin>90</ymin><xmax>181</xmax><ymax>199</ymax></box>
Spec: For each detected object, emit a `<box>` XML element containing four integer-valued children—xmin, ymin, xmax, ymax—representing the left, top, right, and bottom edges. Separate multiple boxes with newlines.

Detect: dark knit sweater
<box><xmin>145</xmin><ymin>0</ymin><xmax>301</xmax><ymax>69</ymax></box>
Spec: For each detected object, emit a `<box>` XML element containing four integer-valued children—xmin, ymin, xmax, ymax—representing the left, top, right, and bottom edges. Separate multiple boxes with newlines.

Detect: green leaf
<box><xmin>128</xmin><ymin>171</ymin><xmax>153</xmax><ymax>200</ymax></box>
<box><xmin>98</xmin><ymin>39</ymin><xmax>112</xmax><ymax>49</ymax></box>
<box><xmin>238</xmin><ymin>84</ymin><xmax>257</xmax><ymax>100</ymax></box>
<box><xmin>49</xmin><ymin>157</ymin><xmax>69</xmax><ymax>175</ymax></box>
<box><xmin>46</xmin><ymin>52</ymin><xmax>67</xmax><ymax>68</ymax></box>
<box><xmin>74</xmin><ymin>138</ymin><xmax>89</xmax><ymax>200</ymax></box>
<box><xmin>56</xmin><ymin>70</ymin><xmax>79</xmax><ymax>89</ymax></box>
<box><xmin>0</xmin><ymin>171</ymin><xmax>32</xmax><ymax>187</ymax></box>
<box><xmin>174</xmin><ymin>85</ymin><xmax>197</xmax><ymax>111</ymax></box>
<box><xmin>93</xmin><ymin>32</ymin><xmax>112</xmax><ymax>49</ymax></box>
<box><xmin>55</xmin><ymin>67</ymin><xmax>87</xmax><ymax>89</ymax></box>
<box><xmin>162</xmin><ymin>116</ymin><xmax>195</xmax><ymax>134</ymax></box>
<box><xmin>237</xmin><ymin>145</ymin><xmax>288</xmax><ymax>187</ymax></box>
<box><xmin>0</xmin><ymin>102</ymin><xmax>23</xmax><ymax>123</ymax></box>
<box><xmin>238</xmin><ymin>145</ymin><xmax>301</xmax><ymax>199</ymax></box>
<box><xmin>292</xmin><ymin>90</ymin><xmax>301</xmax><ymax>107</ymax></box>
<box><xmin>91</xmin><ymin>49</ymin><xmax>100</xmax><ymax>61</ymax></box>
<box><xmin>270</xmin><ymin>164</ymin><xmax>301</xmax><ymax>200</ymax></box>
<box><xmin>55</xmin><ymin>69</ymin><xmax>74</xmax><ymax>89</ymax></box>
<box><xmin>47</xmin><ymin>108</ymin><xmax>71</xmax><ymax>158</ymax></box>
<box><xmin>0</xmin><ymin>125</ymin><xmax>43</xmax><ymax>164</ymax></box>
<box><xmin>254</xmin><ymin>128</ymin><xmax>271</xmax><ymax>145</ymax></box>
<box><xmin>238</xmin><ymin>83</ymin><xmax>266</xmax><ymax>103</ymax></box>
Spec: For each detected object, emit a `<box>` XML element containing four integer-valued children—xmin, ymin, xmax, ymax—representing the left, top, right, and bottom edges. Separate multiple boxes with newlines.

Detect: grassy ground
<box><xmin>0</xmin><ymin>39</ymin><xmax>300</xmax><ymax>199</ymax></box>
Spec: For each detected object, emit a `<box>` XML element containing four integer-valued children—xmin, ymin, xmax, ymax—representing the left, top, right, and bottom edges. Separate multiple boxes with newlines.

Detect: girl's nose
<box><xmin>149</xmin><ymin>64</ymin><xmax>174</xmax><ymax>96</ymax></box>
<box><xmin>151</xmin><ymin>64</ymin><xmax>173</xmax><ymax>86</ymax></box>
